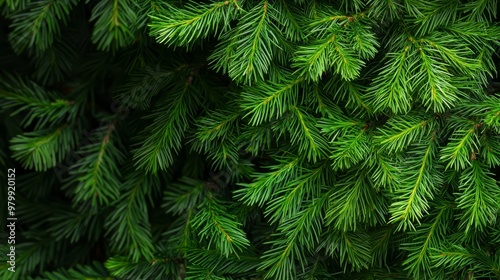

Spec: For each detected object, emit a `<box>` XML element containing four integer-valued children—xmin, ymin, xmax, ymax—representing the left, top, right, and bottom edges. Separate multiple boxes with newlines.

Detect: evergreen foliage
<box><xmin>0</xmin><ymin>0</ymin><xmax>500</xmax><ymax>279</ymax></box>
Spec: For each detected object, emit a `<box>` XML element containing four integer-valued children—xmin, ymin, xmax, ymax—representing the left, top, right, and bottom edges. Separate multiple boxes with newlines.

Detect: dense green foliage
<box><xmin>1</xmin><ymin>0</ymin><xmax>500</xmax><ymax>279</ymax></box>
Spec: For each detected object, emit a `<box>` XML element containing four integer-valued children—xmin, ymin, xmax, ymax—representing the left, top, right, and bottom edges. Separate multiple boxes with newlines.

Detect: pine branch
<box><xmin>227</xmin><ymin>0</ymin><xmax>279</xmax><ymax>84</ymax></box>
<box><xmin>440</xmin><ymin>121</ymin><xmax>481</xmax><ymax>170</ymax></box>
<box><xmin>375</xmin><ymin>113</ymin><xmax>436</xmax><ymax>153</ymax></box>
<box><xmin>409</xmin><ymin>0</ymin><xmax>460</xmax><ymax>36</ymax></box>
<box><xmin>186</xmin><ymin>249</ymin><xmax>259</xmax><ymax>278</ymax></box>
<box><xmin>236</xmin><ymin>154</ymin><xmax>302</xmax><ymax>207</ymax></box>
<box><xmin>318</xmin><ymin>229</ymin><xmax>372</xmax><ymax>272</ymax></box>
<box><xmin>105</xmin><ymin>255</ymin><xmax>182</xmax><ymax>280</ymax></box>
<box><xmin>27</xmin><ymin>262</ymin><xmax>110</xmax><ymax>280</ymax></box>
<box><xmin>325</xmin><ymin>169</ymin><xmax>386</xmax><ymax>231</ymax></box>
<box><xmin>389</xmin><ymin>133</ymin><xmax>442</xmax><ymax>231</ymax></box>
<box><xmin>401</xmin><ymin>200</ymin><xmax>453</xmax><ymax>278</ymax></box>
<box><xmin>240</xmin><ymin>75</ymin><xmax>302</xmax><ymax>126</ymax></box>
<box><xmin>293</xmin><ymin>32</ymin><xmax>363</xmax><ymax>81</ymax></box>
<box><xmin>260</xmin><ymin>194</ymin><xmax>327</xmax><ymax>279</ymax></box>
<box><xmin>456</xmin><ymin>161</ymin><xmax>500</xmax><ymax>233</ymax></box>
<box><xmin>323</xmin><ymin>76</ymin><xmax>372</xmax><ymax>114</ymax></box>
<box><xmin>90</xmin><ymin>0</ymin><xmax>138</xmax><ymax>51</ymax></box>
<box><xmin>192</xmin><ymin>192</ymin><xmax>250</xmax><ymax>257</ymax></box>
<box><xmin>286</xmin><ymin>105</ymin><xmax>329</xmax><ymax>162</ymax></box>
<box><xmin>0</xmin><ymin>74</ymin><xmax>79</xmax><ymax>129</ymax></box>
<box><xmin>7</xmin><ymin>0</ymin><xmax>78</xmax><ymax>52</ymax></box>
<box><xmin>10</xmin><ymin>125</ymin><xmax>77</xmax><ymax>171</ymax></box>
<box><xmin>366</xmin><ymin>37</ymin><xmax>418</xmax><ymax>113</ymax></box>
<box><xmin>265</xmin><ymin>161</ymin><xmax>330</xmax><ymax>224</ymax></box>
<box><xmin>132</xmin><ymin>72</ymin><xmax>202</xmax><ymax>173</ymax></box>
<box><xmin>163</xmin><ymin>177</ymin><xmax>205</xmax><ymax>215</ymax></box>
<box><xmin>106</xmin><ymin>171</ymin><xmax>159</xmax><ymax>262</ymax></box>
<box><xmin>66</xmin><ymin>123</ymin><xmax>124</xmax><ymax>206</ymax></box>
<box><xmin>149</xmin><ymin>0</ymin><xmax>241</xmax><ymax>48</ymax></box>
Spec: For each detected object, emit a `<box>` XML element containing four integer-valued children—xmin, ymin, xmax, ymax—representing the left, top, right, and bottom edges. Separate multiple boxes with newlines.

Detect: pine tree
<box><xmin>1</xmin><ymin>0</ymin><xmax>500</xmax><ymax>279</ymax></box>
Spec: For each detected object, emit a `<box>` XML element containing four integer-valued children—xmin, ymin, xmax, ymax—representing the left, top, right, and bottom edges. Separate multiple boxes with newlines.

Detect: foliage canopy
<box><xmin>0</xmin><ymin>0</ymin><xmax>500</xmax><ymax>279</ymax></box>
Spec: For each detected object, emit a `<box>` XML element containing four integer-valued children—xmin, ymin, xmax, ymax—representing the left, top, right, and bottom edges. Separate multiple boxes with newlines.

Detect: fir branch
<box><xmin>45</xmin><ymin>204</ymin><xmax>102</xmax><ymax>244</ymax></box>
<box><xmin>367</xmin><ymin>0</ymin><xmax>404</xmax><ymax>21</ymax></box>
<box><xmin>239</xmin><ymin>121</ymin><xmax>275</xmax><ymax>155</ymax></box>
<box><xmin>322</xmin><ymin>78</ymin><xmax>372</xmax><ymax>113</ymax></box>
<box><xmin>0</xmin><ymin>237</ymin><xmax>72</xmax><ymax>278</ymax></box>
<box><xmin>114</xmin><ymin>63</ymin><xmax>187</xmax><ymax>110</ymax></box>
<box><xmin>2</xmin><ymin>0</ymin><xmax>31</xmax><ymax>11</ymax></box>
<box><xmin>463</xmin><ymin>0</ymin><xmax>498</xmax><ymax>21</ymax></box>
<box><xmin>369</xmin><ymin>152</ymin><xmax>400</xmax><ymax>190</ymax></box>
<box><xmin>33</xmin><ymin>37</ymin><xmax>77</xmax><ymax>84</ymax></box>
<box><xmin>270</xmin><ymin>0</ymin><xmax>304</xmax><ymax>42</ymax></box>
<box><xmin>195</xmin><ymin>110</ymin><xmax>240</xmax><ymax>142</ymax></box>
<box><xmin>329</xmin><ymin>127</ymin><xmax>371</xmax><ymax>170</ymax></box>
<box><xmin>410</xmin><ymin>0</ymin><xmax>460</xmax><ymax>36</ymax></box>
<box><xmin>432</xmin><ymin>245</ymin><xmax>500</xmax><ymax>279</ymax></box>
<box><xmin>419</xmin><ymin>34</ymin><xmax>482</xmax><ymax>76</ymax></box>
<box><xmin>317</xmin><ymin>106</ymin><xmax>365</xmax><ymax>139</ymax></box>
<box><xmin>208</xmin><ymin>27</ymin><xmax>241</xmax><ymax>74</ymax></box>
<box><xmin>480</xmin><ymin>133</ymin><xmax>500</xmax><ymax>167</ymax></box>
